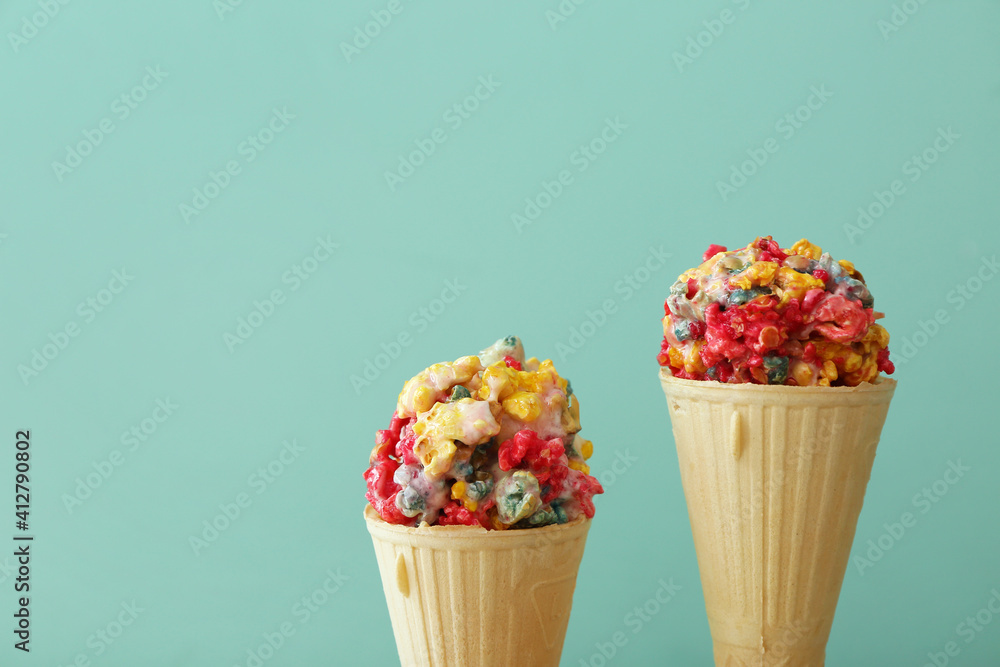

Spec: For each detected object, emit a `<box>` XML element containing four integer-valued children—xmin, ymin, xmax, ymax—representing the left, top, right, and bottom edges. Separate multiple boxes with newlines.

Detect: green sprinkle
<box><xmin>673</xmin><ymin>321</ymin><xmax>692</xmax><ymax>342</ymax></box>
<box><xmin>495</xmin><ymin>471</ymin><xmax>541</xmax><ymax>524</ymax></box>
<box><xmin>449</xmin><ymin>385</ymin><xmax>471</xmax><ymax>401</ymax></box>
<box><xmin>763</xmin><ymin>355</ymin><xmax>789</xmax><ymax>385</ymax></box>
<box><xmin>730</xmin><ymin>288</ymin><xmax>769</xmax><ymax>306</ymax></box>
<box><xmin>466</xmin><ymin>479</ymin><xmax>493</xmax><ymax>501</ymax></box>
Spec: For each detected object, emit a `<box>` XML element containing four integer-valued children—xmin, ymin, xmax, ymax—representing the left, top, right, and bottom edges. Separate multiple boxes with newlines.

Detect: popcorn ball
<box><xmin>365</xmin><ymin>336</ymin><xmax>603</xmax><ymax>529</ymax></box>
<box><xmin>657</xmin><ymin>237</ymin><xmax>894</xmax><ymax>386</ymax></box>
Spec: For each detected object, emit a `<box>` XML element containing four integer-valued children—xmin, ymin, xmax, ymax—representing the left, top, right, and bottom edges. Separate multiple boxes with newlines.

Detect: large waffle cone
<box><xmin>364</xmin><ymin>505</ymin><xmax>591</xmax><ymax>666</ymax></box>
<box><xmin>660</xmin><ymin>370</ymin><xmax>896</xmax><ymax>666</ymax></box>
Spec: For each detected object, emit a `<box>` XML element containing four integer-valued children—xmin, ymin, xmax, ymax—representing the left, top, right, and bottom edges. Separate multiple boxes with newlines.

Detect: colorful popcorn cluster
<box><xmin>364</xmin><ymin>337</ymin><xmax>603</xmax><ymax>529</ymax></box>
<box><xmin>658</xmin><ymin>237</ymin><xmax>895</xmax><ymax>386</ymax></box>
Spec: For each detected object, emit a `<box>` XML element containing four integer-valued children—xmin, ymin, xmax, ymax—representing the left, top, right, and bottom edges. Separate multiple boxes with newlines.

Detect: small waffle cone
<box><xmin>660</xmin><ymin>370</ymin><xmax>896</xmax><ymax>666</ymax></box>
<box><xmin>364</xmin><ymin>505</ymin><xmax>591</xmax><ymax>666</ymax></box>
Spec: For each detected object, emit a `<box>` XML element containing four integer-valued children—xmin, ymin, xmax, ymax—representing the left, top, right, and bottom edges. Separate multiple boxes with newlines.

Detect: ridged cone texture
<box><xmin>661</xmin><ymin>370</ymin><xmax>895</xmax><ymax>667</ymax></box>
<box><xmin>364</xmin><ymin>505</ymin><xmax>591</xmax><ymax>667</ymax></box>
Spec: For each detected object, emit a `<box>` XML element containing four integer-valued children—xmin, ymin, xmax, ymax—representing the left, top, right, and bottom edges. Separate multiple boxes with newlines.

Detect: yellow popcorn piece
<box><xmin>684</xmin><ymin>340</ymin><xmax>707</xmax><ymax>374</ymax></box>
<box><xmin>578</xmin><ymin>438</ymin><xmax>594</xmax><ymax>460</ymax></box>
<box><xmin>450</xmin><ymin>480</ymin><xmax>478</xmax><ymax>511</ymax></box>
<box><xmin>413</xmin><ymin>399</ymin><xmax>500</xmax><ymax>478</ymax></box>
<box><xmin>667</xmin><ymin>346</ymin><xmax>685</xmax><ymax>370</ymax></box>
<box><xmin>477</xmin><ymin>359</ymin><xmax>564</xmax><ymax>403</ymax></box>
<box><xmin>568</xmin><ymin>459</ymin><xmax>590</xmax><ymax>475</ymax></box>
<box><xmin>843</xmin><ymin>351</ymin><xmax>863</xmax><ymax>373</ymax></box>
<box><xmin>561</xmin><ymin>394</ymin><xmax>581</xmax><ymax>435</ymax></box>
<box><xmin>789</xmin><ymin>359</ymin><xmax>817</xmax><ymax>386</ymax></box>
<box><xmin>477</xmin><ymin>362</ymin><xmax>518</xmax><ymax>403</ymax></box>
<box><xmin>502</xmin><ymin>391</ymin><xmax>542</xmax><ymax>421</ymax></box>
<box><xmin>867</xmin><ymin>323</ymin><xmax>890</xmax><ymax>349</ymax></box>
<box><xmin>774</xmin><ymin>267</ymin><xmax>825</xmax><ymax>307</ymax></box>
<box><xmin>397</xmin><ymin>356</ymin><xmax>484</xmax><ymax>418</ymax></box>
<box><xmin>838</xmin><ymin>259</ymin><xmax>857</xmax><ymax>276</ymax></box>
<box><xmin>791</xmin><ymin>238</ymin><xmax>822</xmax><ymax>260</ymax></box>
<box><xmin>489</xmin><ymin>512</ymin><xmax>510</xmax><ymax>530</ymax></box>
<box><xmin>730</xmin><ymin>261</ymin><xmax>778</xmax><ymax>289</ymax></box>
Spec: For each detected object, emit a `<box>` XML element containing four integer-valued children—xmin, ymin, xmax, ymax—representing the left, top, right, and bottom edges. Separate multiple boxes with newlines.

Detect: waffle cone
<box><xmin>660</xmin><ymin>370</ymin><xmax>896</xmax><ymax>666</ymax></box>
<box><xmin>364</xmin><ymin>505</ymin><xmax>591</xmax><ymax>667</ymax></box>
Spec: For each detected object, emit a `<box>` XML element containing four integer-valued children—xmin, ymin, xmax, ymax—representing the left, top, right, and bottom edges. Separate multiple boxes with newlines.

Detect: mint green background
<box><xmin>2</xmin><ymin>1</ymin><xmax>999</xmax><ymax>665</ymax></box>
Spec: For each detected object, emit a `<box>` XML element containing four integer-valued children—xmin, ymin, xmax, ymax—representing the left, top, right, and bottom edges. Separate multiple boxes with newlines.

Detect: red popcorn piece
<box><xmin>394</xmin><ymin>420</ymin><xmax>419</xmax><ymax>466</ymax></box>
<box><xmin>371</xmin><ymin>493</ymin><xmax>412</xmax><ymax>525</ymax></box>
<box><xmin>372</xmin><ymin>412</ymin><xmax>408</xmax><ymax>461</ymax></box>
<box><xmin>542</xmin><ymin>464</ymin><xmax>569</xmax><ymax>503</ymax></box>
<box><xmin>802</xmin><ymin>288</ymin><xmax>825</xmax><ymax>313</ymax></box>
<box><xmin>365</xmin><ymin>455</ymin><xmax>399</xmax><ymax>499</ymax></box>
<box><xmin>438</xmin><ymin>501</ymin><xmax>479</xmax><ymax>526</ymax></box>
<box><xmin>364</xmin><ymin>457</ymin><xmax>414</xmax><ymax>526</ymax></box>
<box><xmin>498</xmin><ymin>429</ymin><xmax>566</xmax><ymax>481</ymax></box>
<box><xmin>438</xmin><ymin>499</ymin><xmax>494</xmax><ymax>528</ymax></box>
<box><xmin>388</xmin><ymin>413</ymin><xmax>408</xmax><ymax>439</ymax></box>
<box><xmin>803</xmin><ymin>342</ymin><xmax>818</xmax><ymax>364</ymax></box>
<box><xmin>812</xmin><ymin>295</ymin><xmax>869</xmax><ymax>343</ymax></box>
<box><xmin>567</xmin><ymin>470</ymin><xmax>604</xmax><ymax>519</ymax></box>
<box><xmin>686</xmin><ymin>278</ymin><xmax>699</xmax><ymax>299</ymax></box>
<box><xmin>703</xmin><ymin>244</ymin><xmax>728</xmax><ymax>263</ymax></box>
<box><xmin>877</xmin><ymin>347</ymin><xmax>895</xmax><ymax>374</ymax></box>
<box><xmin>498</xmin><ymin>431</ymin><xmax>531</xmax><ymax>471</ymax></box>
<box><xmin>753</xmin><ymin>237</ymin><xmax>788</xmax><ymax>264</ymax></box>
<box><xmin>657</xmin><ymin>338</ymin><xmax>671</xmax><ymax>366</ymax></box>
